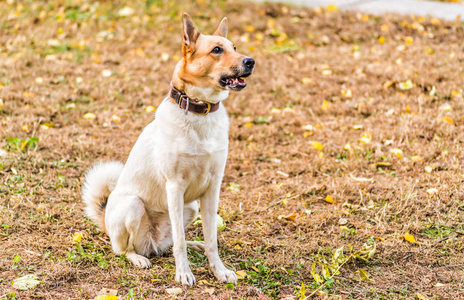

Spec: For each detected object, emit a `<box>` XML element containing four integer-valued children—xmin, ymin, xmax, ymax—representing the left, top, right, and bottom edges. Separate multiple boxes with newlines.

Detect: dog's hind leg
<box><xmin>184</xmin><ymin>201</ymin><xmax>205</xmax><ymax>252</ymax></box>
<box><xmin>105</xmin><ymin>192</ymin><xmax>153</xmax><ymax>268</ymax></box>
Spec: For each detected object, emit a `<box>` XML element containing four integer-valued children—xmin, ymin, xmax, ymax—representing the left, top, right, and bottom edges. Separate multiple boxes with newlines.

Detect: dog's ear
<box><xmin>182</xmin><ymin>13</ymin><xmax>200</xmax><ymax>55</ymax></box>
<box><xmin>213</xmin><ymin>17</ymin><xmax>228</xmax><ymax>38</ymax></box>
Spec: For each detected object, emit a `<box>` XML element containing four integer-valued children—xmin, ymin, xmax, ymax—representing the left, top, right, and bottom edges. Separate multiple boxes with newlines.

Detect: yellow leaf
<box><xmin>398</xmin><ymin>80</ymin><xmax>413</xmax><ymax>90</ymax></box>
<box><xmin>234</xmin><ymin>244</ymin><xmax>242</xmax><ymax>250</ymax></box>
<box><xmin>311</xmin><ymin>262</ymin><xmax>323</xmax><ymax>283</ymax></box>
<box><xmin>359</xmin><ymin>133</ymin><xmax>372</xmax><ymax>143</ymax></box>
<box><xmin>390</xmin><ymin>148</ymin><xmax>403</xmax><ymax>159</ymax></box>
<box><xmin>434</xmin><ymin>283</ymin><xmax>446</xmax><ymax>287</ymax></box>
<box><xmin>23</xmin><ymin>92</ymin><xmax>34</xmax><ymax>98</ymax></box>
<box><xmin>244</xmin><ymin>122</ymin><xmax>253</xmax><ymax>127</ymax></box>
<box><xmin>310</xmin><ymin>141</ymin><xmax>324</xmax><ymax>150</ymax></box>
<box><xmin>443</xmin><ymin>117</ymin><xmax>454</xmax><ymax>124</ymax></box>
<box><xmin>95</xmin><ymin>296</ymin><xmax>119</xmax><ymax>300</ymax></box>
<box><xmin>396</xmin><ymin>57</ymin><xmax>402</xmax><ymax>65</ymax></box>
<box><xmin>416</xmin><ymin>293</ymin><xmax>426</xmax><ymax>300</ymax></box>
<box><xmin>431</xmin><ymin>18</ymin><xmax>440</xmax><ymax>25</ymax></box>
<box><xmin>165</xmin><ymin>288</ymin><xmax>182</xmax><ymax>296</ymax></box>
<box><xmin>350</xmin><ymin>174</ymin><xmax>374</xmax><ymax>182</ymax></box>
<box><xmin>325</xmin><ymin>4</ymin><xmax>339</xmax><ymax>13</ymax></box>
<box><xmin>303</xmin><ymin>124</ymin><xmax>314</xmax><ymax>131</ymax></box>
<box><xmin>405</xmin><ymin>36</ymin><xmax>413</xmax><ymax>45</ymax></box>
<box><xmin>251</xmin><ymin>266</ymin><xmax>260</xmax><ymax>272</ymax></box>
<box><xmin>245</xmin><ymin>25</ymin><xmax>255</xmax><ymax>32</ymax></box>
<box><xmin>426</xmin><ymin>188</ymin><xmax>438</xmax><ymax>197</ymax></box>
<box><xmin>321</xmin><ymin>99</ymin><xmax>330</xmax><ymax>110</ymax></box>
<box><xmin>0</xmin><ymin>99</ymin><xmax>3</xmax><ymax>110</ymax></box>
<box><xmin>356</xmin><ymin>269</ymin><xmax>374</xmax><ymax>282</ymax></box>
<box><xmin>404</xmin><ymin>233</ymin><xmax>416</xmax><ymax>244</ymax></box>
<box><xmin>299</xmin><ymin>283</ymin><xmax>306</xmax><ymax>300</ymax></box>
<box><xmin>172</xmin><ymin>54</ymin><xmax>181</xmax><ymax>61</ymax></box>
<box><xmin>411</xmin><ymin>155</ymin><xmax>423</xmax><ymax>162</ymax></box>
<box><xmin>378</xmin><ymin>36</ymin><xmax>385</xmax><ymax>44</ymax></box>
<box><xmin>35</xmin><ymin>77</ymin><xmax>43</xmax><ymax>84</ymax></box>
<box><xmin>84</xmin><ymin>112</ymin><xmax>96</xmax><ymax>120</ymax></box>
<box><xmin>325</xmin><ymin>195</ymin><xmax>334</xmax><ymax>204</ymax></box>
<box><xmin>341</xmin><ymin>89</ymin><xmax>352</xmax><ymax>98</ymax></box>
<box><xmin>301</xmin><ymin>77</ymin><xmax>312</xmax><ymax>84</ymax></box>
<box><xmin>271</xmin><ymin>107</ymin><xmax>281</xmax><ymax>114</ymax></box>
<box><xmin>303</xmin><ymin>131</ymin><xmax>313</xmax><ymax>138</ymax></box>
<box><xmin>73</xmin><ymin>232</ymin><xmax>82</xmax><ymax>243</ymax></box>
<box><xmin>321</xmin><ymin>69</ymin><xmax>332</xmax><ymax>76</ymax></box>
<box><xmin>236</xmin><ymin>270</ymin><xmax>247</xmax><ymax>280</ymax></box>
<box><xmin>361</xmin><ymin>14</ymin><xmax>369</xmax><ymax>22</ymax></box>
<box><xmin>145</xmin><ymin>105</ymin><xmax>156</xmax><ymax>113</ymax></box>
<box><xmin>426</xmin><ymin>46</ymin><xmax>434</xmax><ymax>55</ymax></box>
<box><xmin>425</xmin><ymin>166</ymin><xmax>433</xmax><ymax>173</ymax></box>
<box><xmin>353</xmin><ymin>124</ymin><xmax>363</xmax><ymax>130</ymax></box>
<box><xmin>21</xmin><ymin>125</ymin><xmax>30</xmax><ymax>133</ymax></box>
<box><xmin>381</xmin><ymin>24</ymin><xmax>389</xmax><ymax>32</ymax></box>
<box><xmin>344</xmin><ymin>144</ymin><xmax>351</xmax><ymax>151</ymax></box>
<box><xmin>111</xmin><ymin>115</ymin><xmax>121</xmax><ymax>124</ymax></box>
<box><xmin>277</xmin><ymin>213</ymin><xmax>298</xmax><ymax>221</ymax></box>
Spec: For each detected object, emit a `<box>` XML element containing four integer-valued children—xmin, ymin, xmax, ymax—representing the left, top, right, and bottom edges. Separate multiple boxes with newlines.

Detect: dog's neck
<box><xmin>170</xmin><ymin>60</ymin><xmax>229</xmax><ymax>104</ymax></box>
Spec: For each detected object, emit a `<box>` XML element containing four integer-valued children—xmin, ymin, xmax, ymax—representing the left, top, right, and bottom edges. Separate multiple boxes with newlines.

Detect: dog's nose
<box><xmin>243</xmin><ymin>58</ymin><xmax>255</xmax><ymax>69</ymax></box>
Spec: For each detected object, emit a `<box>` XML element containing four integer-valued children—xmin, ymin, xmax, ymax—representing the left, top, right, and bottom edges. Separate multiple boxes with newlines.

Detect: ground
<box><xmin>0</xmin><ymin>0</ymin><xmax>464</xmax><ymax>299</ymax></box>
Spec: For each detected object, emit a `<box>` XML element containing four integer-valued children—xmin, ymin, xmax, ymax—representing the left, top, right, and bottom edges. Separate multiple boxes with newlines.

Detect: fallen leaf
<box><xmin>12</xmin><ymin>274</ymin><xmax>41</xmax><ymax>290</ymax></box>
<box><xmin>216</xmin><ymin>214</ymin><xmax>226</xmax><ymax>230</ymax></box>
<box><xmin>111</xmin><ymin>115</ymin><xmax>121</xmax><ymax>124</ymax></box>
<box><xmin>311</xmin><ymin>262</ymin><xmax>323</xmax><ymax>283</ymax></box>
<box><xmin>359</xmin><ymin>133</ymin><xmax>372</xmax><ymax>143</ymax></box>
<box><xmin>325</xmin><ymin>195</ymin><xmax>334</xmax><ymax>204</ymax></box>
<box><xmin>84</xmin><ymin>112</ymin><xmax>97</xmax><ymax>119</ymax></box>
<box><xmin>404</xmin><ymin>233</ymin><xmax>420</xmax><ymax>244</ymax></box>
<box><xmin>301</xmin><ymin>77</ymin><xmax>312</xmax><ymax>84</ymax></box>
<box><xmin>236</xmin><ymin>270</ymin><xmax>247</xmax><ymax>280</ymax></box>
<box><xmin>411</xmin><ymin>155</ymin><xmax>423</xmax><ymax>162</ymax></box>
<box><xmin>271</xmin><ymin>107</ymin><xmax>281</xmax><ymax>114</ymax></box>
<box><xmin>299</xmin><ymin>283</ymin><xmax>306</xmax><ymax>300</ymax></box>
<box><xmin>426</xmin><ymin>188</ymin><xmax>438</xmax><ymax>197</ymax></box>
<box><xmin>325</xmin><ymin>4</ymin><xmax>339</xmax><ymax>13</ymax></box>
<box><xmin>425</xmin><ymin>166</ymin><xmax>433</xmax><ymax>173</ymax></box>
<box><xmin>405</xmin><ymin>36</ymin><xmax>413</xmax><ymax>45</ymax></box>
<box><xmin>416</xmin><ymin>293</ymin><xmax>426</xmax><ymax>300</ymax></box>
<box><xmin>434</xmin><ymin>283</ymin><xmax>446</xmax><ymax>287</ymax></box>
<box><xmin>21</xmin><ymin>125</ymin><xmax>30</xmax><ymax>133</ymax></box>
<box><xmin>166</xmin><ymin>288</ymin><xmax>182</xmax><ymax>296</ymax></box>
<box><xmin>356</xmin><ymin>269</ymin><xmax>374</xmax><ymax>282</ymax></box>
<box><xmin>118</xmin><ymin>6</ymin><xmax>135</xmax><ymax>17</ymax></box>
<box><xmin>310</xmin><ymin>141</ymin><xmax>324</xmax><ymax>150</ymax></box>
<box><xmin>145</xmin><ymin>105</ymin><xmax>156</xmax><ymax>113</ymax></box>
<box><xmin>443</xmin><ymin>117</ymin><xmax>454</xmax><ymax>124</ymax></box>
<box><xmin>278</xmin><ymin>212</ymin><xmax>298</xmax><ymax>221</ymax></box>
<box><xmin>95</xmin><ymin>296</ymin><xmax>119</xmax><ymax>300</ymax></box>
<box><xmin>353</xmin><ymin>124</ymin><xmax>363</xmax><ymax>130</ymax></box>
<box><xmin>341</xmin><ymin>89</ymin><xmax>352</xmax><ymax>98</ymax></box>
<box><xmin>398</xmin><ymin>80</ymin><xmax>413</xmax><ymax>90</ymax></box>
<box><xmin>378</xmin><ymin>36</ymin><xmax>385</xmax><ymax>44</ymax></box>
<box><xmin>350</xmin><ymin>174</ymin><xmax>374</xmax><ymax>182</ymax></box>
<box><xmin>102</xmin><ymin>70</ymin><xmax>112</xmax><ymax>77</ymax></box>
<box><xmin>35</xmin><ymin>77</ymin><xmax>43</xmax><ymax>84</ymax></box>
<box><xmin>23</xmin><ymin>92</ymin><xmax>34</xmax><ymax>98</ymax></box>
<box><xmin>321</xmin><ymin>99</ymin><xmax>330</xmax><ymax>110</ymax></box>
<box><xmin>73</xmin><ymin>232</ymin><xmax>82</xmax><ymax>243</ymax></box>
<box><xmin>390</xmin><ymin>148</ymin><xmax>403</xmax><ymax>159</ymax></box>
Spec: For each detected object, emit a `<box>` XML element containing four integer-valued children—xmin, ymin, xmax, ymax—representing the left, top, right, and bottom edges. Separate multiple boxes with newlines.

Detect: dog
<box><xmin>82</xmin><ymin>13</ymin><xmax>254</xmax><ymax>285</ymax></box>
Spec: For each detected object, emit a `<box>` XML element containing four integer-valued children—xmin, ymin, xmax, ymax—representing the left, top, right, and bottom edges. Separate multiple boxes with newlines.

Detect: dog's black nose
<box><xmin>243</xmin><ymin>58</ymin><xmax>255</xmax><ymax>69</ymax></box>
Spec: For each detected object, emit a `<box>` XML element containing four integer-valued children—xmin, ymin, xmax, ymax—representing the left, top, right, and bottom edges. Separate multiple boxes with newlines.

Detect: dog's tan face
<box><xmin>175</xmin><ymin>13</ymin><xmax>255</xmax><ymax>95</ymax></box>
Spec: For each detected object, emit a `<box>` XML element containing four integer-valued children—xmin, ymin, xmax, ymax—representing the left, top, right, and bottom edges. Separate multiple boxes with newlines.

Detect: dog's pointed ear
<box><xmin>182</xmin><ymin>13</ymin><xmax>200</xmax><ymax>54</ymax></box>
<box><xmin>213</xmin><ymin>17</ymin><xmax>228</xmax><ymax>38</ymax></box>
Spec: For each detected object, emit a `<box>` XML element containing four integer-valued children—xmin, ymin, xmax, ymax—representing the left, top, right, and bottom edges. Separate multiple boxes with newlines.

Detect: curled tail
<box><xmin>82</xmin><ymin>161</ymin><xmax>124</xmax><ymax>233</ymax></box>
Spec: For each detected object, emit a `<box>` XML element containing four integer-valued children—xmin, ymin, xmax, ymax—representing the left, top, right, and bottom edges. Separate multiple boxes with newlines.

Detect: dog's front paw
<box><xmin>175</xmin><ymin>267</ymin><xmax>196</xmax><ymax>286</ymax></box>
<box><xmin>212</xmin><ymin>265</ymin><xmax>237</xmax><ymax>284</ymax></box>
<box><xmin>126</xmin><ymin>252</ymin><xmax>152</xmax><ymax>268</ymax></box>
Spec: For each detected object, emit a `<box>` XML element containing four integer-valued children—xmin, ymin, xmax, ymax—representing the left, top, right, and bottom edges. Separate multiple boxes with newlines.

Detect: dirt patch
<box><xmin>1</xmin><ymin>1</ymin><xmax>463</xmax><ymax>299</ymax></box>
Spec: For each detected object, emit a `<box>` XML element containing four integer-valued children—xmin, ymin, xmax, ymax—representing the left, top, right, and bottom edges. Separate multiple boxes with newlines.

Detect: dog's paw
<box><xmin>186</xmin><ymin>241</ymin><xmax>205</xmax><ymax>252</ymax></box>
<box><xmin>175</xmin><ymin>268</ymin><xmax>196</xmax><ymax>286</ymax></box>
<box><xmin>126</xmin><ymin>252</ymin><xmax>152</xmax><ymax>268</ymax></box>
<box><xmin>212</xmin><ymin>265</ymin><xmax>237</xmax><ymax>284</ymax></box>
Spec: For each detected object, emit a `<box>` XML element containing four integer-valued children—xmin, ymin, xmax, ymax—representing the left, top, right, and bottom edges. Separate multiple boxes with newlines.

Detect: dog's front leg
<box><xmin>166</xmin><ymin>181</ymin><xmax>195</xmax><ymax>285</ymax></box>
<box><xmin>200</xmin><ymin>182</ymin><xmax>238</xmax><ymax>284</ymax></box>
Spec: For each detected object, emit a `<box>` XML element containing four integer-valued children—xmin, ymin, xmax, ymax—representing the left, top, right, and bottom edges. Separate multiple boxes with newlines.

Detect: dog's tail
<box><xmin>82</xmin><ymin>161</ymin><xmax>124</xmax><ymax>233</ymax></box>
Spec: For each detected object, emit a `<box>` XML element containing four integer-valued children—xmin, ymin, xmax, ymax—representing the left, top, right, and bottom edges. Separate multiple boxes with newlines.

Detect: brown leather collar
<box><xmin>170</xmin><ymin>86</ymin><xmax>220</xmax><ymax>115</ymax></box>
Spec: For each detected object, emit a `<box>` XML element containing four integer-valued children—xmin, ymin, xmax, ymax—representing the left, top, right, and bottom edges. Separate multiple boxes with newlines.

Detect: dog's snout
<box><xmin>243</xmin><ymin>57</ymin><xmax>255</xmax><ymax>69</ymax></box>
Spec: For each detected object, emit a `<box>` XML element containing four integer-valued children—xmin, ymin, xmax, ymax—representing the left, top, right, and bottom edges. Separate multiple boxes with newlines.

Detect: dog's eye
<box><xmin>233</xmin><ymin>46</ymin><xmax>236</xmax><ymax>51</ymax></box>
<box><xmin>211</xmin><ymin>46</ymin><xmax>223</xmax><ymax>54</ymax></box>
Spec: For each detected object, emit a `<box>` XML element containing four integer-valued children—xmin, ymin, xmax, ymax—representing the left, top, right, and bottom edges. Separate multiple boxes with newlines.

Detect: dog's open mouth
<box><xmin>220</xmin><ymin>73</ymin><xmax>252</xmax><ymax>91</ymax></box>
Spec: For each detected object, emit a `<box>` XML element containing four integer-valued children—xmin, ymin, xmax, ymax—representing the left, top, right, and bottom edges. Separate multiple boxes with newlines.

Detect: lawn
<box><xmin>0</xmin><ymin>0</ymin><xmax>463</xmax><ymax>299</ymax></box>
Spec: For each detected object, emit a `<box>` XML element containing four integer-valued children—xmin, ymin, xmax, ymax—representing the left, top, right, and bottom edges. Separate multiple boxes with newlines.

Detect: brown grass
<box><xmin>1</xmin><ymin>0</ymin><xmax>464</xmax><ymax>299</ymax></box>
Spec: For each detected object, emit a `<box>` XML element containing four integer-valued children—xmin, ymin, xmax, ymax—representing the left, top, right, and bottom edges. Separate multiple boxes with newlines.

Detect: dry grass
<box><xmin>1</xmin><ymin>0</ymin><xmax>464</xmax><ymax>299</ymax></box>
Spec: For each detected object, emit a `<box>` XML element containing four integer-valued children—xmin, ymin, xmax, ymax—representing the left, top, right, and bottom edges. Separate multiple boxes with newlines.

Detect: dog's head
<box><xmin>172</xmin><ymin>13</ymin><xmax>255</xmax><ymax>102</ymax></box>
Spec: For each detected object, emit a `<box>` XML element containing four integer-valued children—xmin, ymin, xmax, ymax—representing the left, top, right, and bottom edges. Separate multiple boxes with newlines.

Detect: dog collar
<box><xmin>170</xmin><ymin>86</ymin><xmax>220</xmax><ymax>116</ymax></box>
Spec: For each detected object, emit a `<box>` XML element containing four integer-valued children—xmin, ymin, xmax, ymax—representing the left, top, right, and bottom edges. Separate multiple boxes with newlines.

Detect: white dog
<box><xmin>82</xmin><ymin>13</ymin><xmax>254</xmax><ymax>285</ymax></box>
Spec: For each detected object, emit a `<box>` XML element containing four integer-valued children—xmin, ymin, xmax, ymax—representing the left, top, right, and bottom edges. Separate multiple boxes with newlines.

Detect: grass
<box><xmin>0</xmin><ymin>0</ymin><xmax>464</xmax><ymax>299</ymax></box>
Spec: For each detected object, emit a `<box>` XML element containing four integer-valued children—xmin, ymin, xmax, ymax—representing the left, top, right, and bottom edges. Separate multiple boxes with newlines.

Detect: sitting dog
<box><xmin>82</xmin><ymin>13</ymin><xmax>254</xmax><ymax>285</ymax></box>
